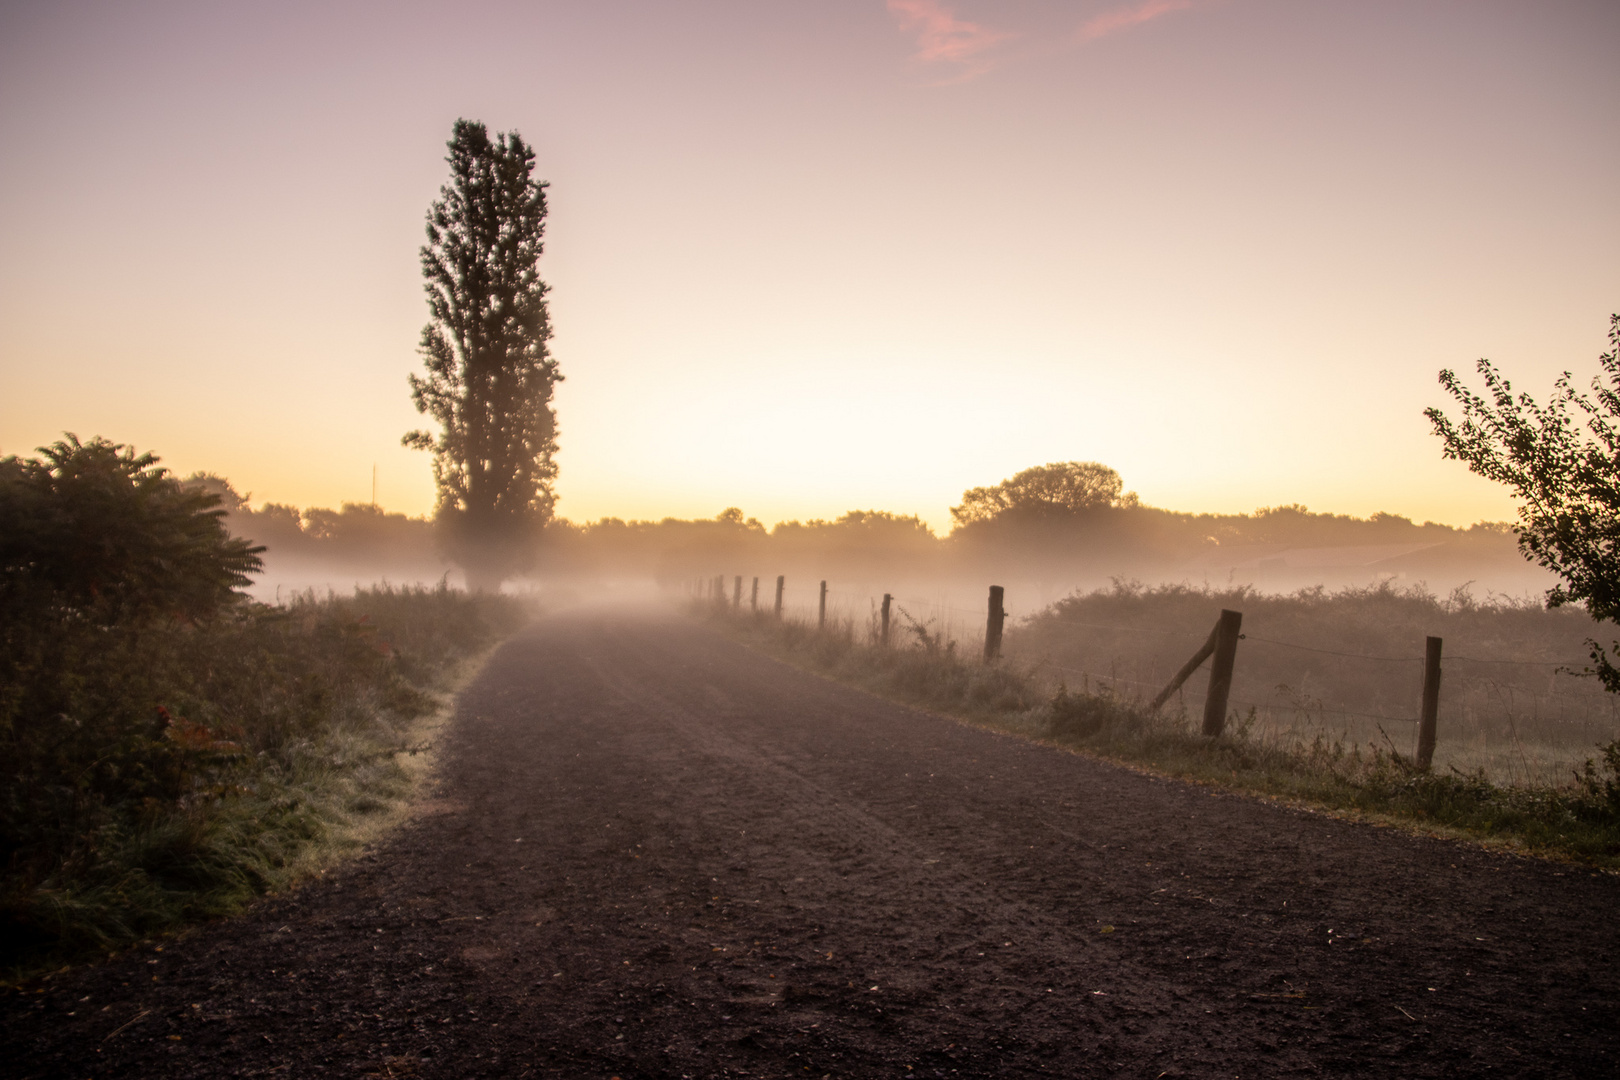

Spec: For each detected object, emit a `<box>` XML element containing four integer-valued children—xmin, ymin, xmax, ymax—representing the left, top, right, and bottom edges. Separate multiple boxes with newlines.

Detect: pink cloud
<box><xmin>1077</xmin><ymin>0</ymin><xmax>1195</xmax><ymax>44</ymax></box>
<box><xmin>886</xmin><ymin>0</ymin><xmax>1015</xmax><ymax>77</ymax></box>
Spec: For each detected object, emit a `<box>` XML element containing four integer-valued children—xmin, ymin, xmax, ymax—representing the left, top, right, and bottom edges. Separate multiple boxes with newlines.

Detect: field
<box><xmin>1009</xmin><ymin>581</ymin><xmax>1620</xmax><ymax>786</ymax></box>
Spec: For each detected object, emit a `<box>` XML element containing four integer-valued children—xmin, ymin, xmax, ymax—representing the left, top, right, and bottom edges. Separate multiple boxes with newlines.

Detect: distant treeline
<box><xmin>184</xmin><ymin>474</ymin><xmax>442</xmax><ymax>578</ymax></box>
<box><xmin>192</xmin><ymin>462</ymin><xmax>1534</xmax><ymax>593</ymax></box>
<box><xmin>545</xmin><ymin>502</ymin><xmax>1523</xmax><ymax>589</ymax></box>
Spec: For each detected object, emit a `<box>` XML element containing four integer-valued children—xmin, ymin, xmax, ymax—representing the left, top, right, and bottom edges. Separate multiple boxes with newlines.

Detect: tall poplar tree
<box><xmin>404</xmin><ymin>119</ymin><xmax>561</xmax><ymax>591</ymax></box>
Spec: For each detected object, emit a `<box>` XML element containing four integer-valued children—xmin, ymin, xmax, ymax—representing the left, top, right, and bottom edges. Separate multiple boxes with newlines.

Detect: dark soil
<box><xmin>4</xmin><ymin>604</ymin><xmax>1617</xmax><ymax>1078</ymax></box>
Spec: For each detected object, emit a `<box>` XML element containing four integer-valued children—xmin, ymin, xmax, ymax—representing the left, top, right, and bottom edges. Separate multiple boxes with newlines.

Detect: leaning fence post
<box><xmin>733</xmin><ymin>575</ymin><xmax>741</xmax><ymax>610</ymax></box>
<box><xmin>751</xmin><ymin>577</ymin><xmax>759</xmax><ymax>612</ymax></box>
<box><xmin>774</xmin><ymin>575</ymin><xmax>785</xmax><ymax>619</ymax></box>
<box><xmin>1418</xmin><ymin>635</ymin><xmax>1442</xmax><ymax>770</ymax></box>
<box><xmin>1148</xmin><ymin>626</ymin><xmax>1218</xmax><ymax>713</ymax></box>
<box><xmin>819</xmin><ymin>581</ymin><xmax>828</xmax><ymax>629</ymax></box>
<box><xmin>880</xmin><ymin>594</ymin><xmax>892</xmax><ymax>646</ymax></box>
<box><xmin>1201</xmin><ymin>609</ymin><xmax>1243</xmax><ymax>737</ymax></box>
<box><xmin>983</xmin><ymin>585</ymin><xmax>1005</xmax><ymax>662</ymax></box>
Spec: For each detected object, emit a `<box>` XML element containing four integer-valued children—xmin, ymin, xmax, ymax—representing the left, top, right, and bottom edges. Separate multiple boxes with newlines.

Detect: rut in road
<box><xmin>4</xmin><ymin>603</ymin><xmax>1617</xmax><ymax>1079</ymax></box>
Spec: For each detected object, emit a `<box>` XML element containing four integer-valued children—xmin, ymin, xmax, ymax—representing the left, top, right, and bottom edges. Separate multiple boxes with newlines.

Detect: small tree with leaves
<box><xmin>404</xmin><ymin>119</ymin><xmax>562</xmax><ymax>592</ymax></box>
<box><xmin>1426</xmin><ymin>314</ymin><xmax>1620</xmax><ymax>689</ymax></box>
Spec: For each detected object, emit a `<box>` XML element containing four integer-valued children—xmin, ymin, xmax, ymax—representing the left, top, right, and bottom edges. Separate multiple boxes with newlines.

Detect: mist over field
<box><xmin>192</xmin><ymin>455</ymin><xmax>1612</xmax><ymax>790</ymax></box>
<box><xmin>218</xmin><ymin>480</ymin><xmax>1554</xmax><ymax>612</ymax></box>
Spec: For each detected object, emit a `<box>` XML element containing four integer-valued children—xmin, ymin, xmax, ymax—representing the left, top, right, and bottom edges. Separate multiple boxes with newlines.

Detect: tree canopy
<box><xmin>0</xmin><ymin>435</ymin><xmax>262</xmax><ymax>627</ymax></box>
<box><xmin>1426</xmin><ymin>314</ymin><xmax>1620</xmax><ymax>688</ymax></box>
<box><xmin>404</xmin><ymin>119</ymin><xmax>561</xmax><ymax>590</ymax></box>
<box><xmin>950</xmin><ymin>461</ymin><xmax>1130</xmax><ymax>526</ymax></box>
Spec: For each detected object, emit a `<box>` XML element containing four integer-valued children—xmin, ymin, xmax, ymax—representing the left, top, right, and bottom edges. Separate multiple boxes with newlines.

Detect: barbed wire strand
<box><xmin>1241</xmin><ymin>635</ymin><xmax>1421</xmax><ymax>662</ymax></box>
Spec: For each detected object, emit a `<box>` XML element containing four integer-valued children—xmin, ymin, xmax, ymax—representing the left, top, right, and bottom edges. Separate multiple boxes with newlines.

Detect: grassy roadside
<box><xmin>0</xmin><ymin>585</ymin><xmax>531</xmax><ymax>981</ymax></box>
<box><xmin>697</xmin><ymin>600</ymin><xmax>1620</xmax><ymax>868</ymax></box>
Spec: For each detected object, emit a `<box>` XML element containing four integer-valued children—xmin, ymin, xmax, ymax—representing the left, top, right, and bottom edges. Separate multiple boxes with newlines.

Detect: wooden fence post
<box><xmin>819</xmin><ymin>581</ymin><xmax>828</xmax><ymax>629</ymax></box>
<box><xmin>733</xmin><ymin>576</ymin><xmax>741</xmax><ymax>609</ymax></box>
<box><xmin>1148</xmin><ymin>626</ymin><xmax>1218</xmax><ymax>713</ymax></box>
<box><xmin>1418</xmin><ymin>635</ymin><xmax>1442</xmax><ymax>770</ymax></box>
<box><xmin>880</xmin><ymin>594</ymin><xmax>892</xmax><ymax>646</ymax></box>
<box><xmin>1201</xmin><ymin>609</ymin><xmax>1243</xmax><ymax>737</ymax></box>
<box><xmin>751</xmin><ymin>577</ymin><xmax>759</xmax><ymax>612</ymax></box>
<box><xmin>774</xmin><ymin>575</ymin><xmax>785</xmax><ymax>619</ymax></box>
<box><xmin>983</xmin><ymin>585</ymin><xmax>1005</xmax><ymax>662</ymax></box>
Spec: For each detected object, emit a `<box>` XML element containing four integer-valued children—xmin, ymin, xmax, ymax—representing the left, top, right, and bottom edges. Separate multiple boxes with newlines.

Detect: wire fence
<box><xmin>681</xmin><ymin>573</ymin><xmax>1620</xmax><ymax>785</ymax></box>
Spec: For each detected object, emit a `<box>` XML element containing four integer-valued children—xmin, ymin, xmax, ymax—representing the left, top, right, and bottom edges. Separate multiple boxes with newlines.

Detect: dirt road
<box><xmin>5</xmin><ymin>604</ymin><xmax>1617</xmax><ymax>1078</ymax></box>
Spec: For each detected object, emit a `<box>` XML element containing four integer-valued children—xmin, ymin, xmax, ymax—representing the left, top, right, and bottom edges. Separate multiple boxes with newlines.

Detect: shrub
<box><xmin>0</xmin><ymin>438</ymin><xmax>530</xmax><ymax>972</ymax></box>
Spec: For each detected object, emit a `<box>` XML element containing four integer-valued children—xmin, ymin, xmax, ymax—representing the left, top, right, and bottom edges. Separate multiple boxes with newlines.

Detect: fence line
<box><xmin>691</xmin><ymin>575</ymin><xmax>1575</xmax><ymax>670</ymax></box>
<box><xmin>684</xmin><ymin>574</ymin><xmax>1610</xmax><ymax>768</ymax></box>
<box><xmin>1446</xmin><ymin>654</ymin><xmax>1573</xmax><ymax>667</ymax></box>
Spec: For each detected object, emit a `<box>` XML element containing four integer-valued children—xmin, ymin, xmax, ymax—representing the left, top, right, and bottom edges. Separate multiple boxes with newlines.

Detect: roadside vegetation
<box><xmin>697</xmin><ymin>588</ymin><xmax>1620</xmax><ymax>868</ymax></box>
<box><xmin>0</xmin><ymin>437</ymin><xmax>529</xmax><ymax>979</ymax></box>
<box><xmin>1015</xmin><ymin>580</ymin><xmax>1619</xmax><ymax>786</ymax></box>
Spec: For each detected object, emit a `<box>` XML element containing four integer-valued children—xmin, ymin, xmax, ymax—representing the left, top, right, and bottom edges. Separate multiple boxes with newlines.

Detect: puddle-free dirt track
<box><xmin>5</xmin><ymin>604</ymin><xmax>1617</xmax><ymax>1078</ymax></box>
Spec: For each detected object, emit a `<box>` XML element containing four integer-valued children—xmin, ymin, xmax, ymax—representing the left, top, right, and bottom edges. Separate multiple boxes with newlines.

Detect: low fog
<box><xmin>186</xmin><ymin>460</ymin><xmax>1616</xmax><ymax>790</ymax></box>
<box><xmin>202</xmin><ymin>470</ymin><xmax>1552</xmax><ymax>614</ymax></box>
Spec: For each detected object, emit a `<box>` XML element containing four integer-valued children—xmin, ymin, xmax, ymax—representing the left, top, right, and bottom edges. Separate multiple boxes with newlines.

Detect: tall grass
<box><xmin>699</xmin><ymin>590</ymin><xmax>1620</xmax><ymax>867</ymax></box>
<box><xmin>0</xmin><ymin>584</ymin><xmax>528</xmax><ymax>977</ymax></box>
<box><xmin>1010</xmin><ymin>581</ymin><xmax>1620</xmax><ymax>785</ymax></box>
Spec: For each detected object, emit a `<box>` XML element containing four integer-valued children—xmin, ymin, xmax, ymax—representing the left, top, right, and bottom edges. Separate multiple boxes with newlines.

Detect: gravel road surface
<box><xmin>4</xmin><ymin>603</ymin><xmax>1617</xmax><ymax>1078</ymax></box>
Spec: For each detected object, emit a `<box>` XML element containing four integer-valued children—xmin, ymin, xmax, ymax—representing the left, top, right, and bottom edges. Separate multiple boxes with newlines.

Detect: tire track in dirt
<box><xmin>3</xmin><ymin>602</ymin><xmax>1617</xmax><ymax>1078</ymax></box>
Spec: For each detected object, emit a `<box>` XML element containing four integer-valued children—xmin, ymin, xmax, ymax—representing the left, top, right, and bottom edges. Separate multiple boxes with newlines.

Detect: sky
<box><xmin>1</xmin><ymin>0</ymin><xmax>1617</xmax><ymax>533</ymax></box>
